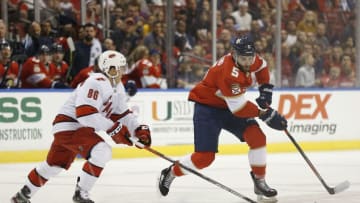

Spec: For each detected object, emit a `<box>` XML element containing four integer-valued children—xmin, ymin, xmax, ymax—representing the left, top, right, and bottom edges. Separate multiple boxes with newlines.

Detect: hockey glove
<box><xmin>52</xmin><ymin>81</ymin><xmax>69</xmax><ymax>89</ymax></box>
<box><xmin>135</xmin><ymin>125</ymin><xmax>151</xmax><ymax>147</ymax></box>
<box><xmin>256</xmin><ymin>84</ymin><xmax>274</xmax><ymax>109</ymax></box>
<box><xmin>259</xmin><ymin>108</ymin><xmax>287</xmax><ymax>130</ymax></box>
<box><xmin>125</xmin><ymin>80</ymin><xmax>137</xmax><ymax>96</ymax></box>
<box><xmin>107</xmin><ymin>122</ymin><xmax>132</xmax><ymax>146</ymax></box>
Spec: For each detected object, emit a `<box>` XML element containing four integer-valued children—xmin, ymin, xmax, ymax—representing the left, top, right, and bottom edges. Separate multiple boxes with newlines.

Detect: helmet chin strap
<box><xmin>105</xmin><ymin>71</ymin><xmax>119</xmax><ymax>89</ymax></box>
<box><xmin>233</xmin><ymin>54</ymin><xmax>249</xmax><ymax>73</ymax></box>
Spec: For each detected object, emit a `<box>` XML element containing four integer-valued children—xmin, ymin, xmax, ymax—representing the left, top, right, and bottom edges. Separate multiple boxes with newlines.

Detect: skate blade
<box><xmin>257</xmin><ymin>195</ymin><xmax>278</xmax><ymax>203</ymax></box>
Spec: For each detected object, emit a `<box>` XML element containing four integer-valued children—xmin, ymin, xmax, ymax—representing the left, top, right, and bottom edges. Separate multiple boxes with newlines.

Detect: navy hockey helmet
<box><xmin>232</xmin><ymin>36</ymin><xmax>255</xmax><ymax>56</ymax></box>
<box><xmin>0</xmin><ymin>41</ymin><xmax>11</xmax><ymax>50</ymax></box>
<box><xmin>51</xmin><ymin>43</ymin><xmax>64</xmax><ymax>53</ymax></box>
<box><xmin>39</xmin><ymin>45</ymin><xmax>51</xmax><ymax>55</ymax></box>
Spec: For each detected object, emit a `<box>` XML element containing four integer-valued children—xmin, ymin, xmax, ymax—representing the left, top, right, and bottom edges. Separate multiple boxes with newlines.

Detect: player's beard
<box><xmin>236</xmin><ymin>63</ymin><xmax>250</xmax><ymax>73</ymax></box>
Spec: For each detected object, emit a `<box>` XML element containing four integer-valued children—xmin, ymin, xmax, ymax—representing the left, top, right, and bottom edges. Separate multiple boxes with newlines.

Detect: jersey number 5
<box><xmin>87</xmin><ymin>89</ymin><xmax>99</xmax><ymax>100</ymax></box>
<box><xmin>231</xmin><ymin>67</ymin><xmax>239</xmax><ymax>78</ymax></box>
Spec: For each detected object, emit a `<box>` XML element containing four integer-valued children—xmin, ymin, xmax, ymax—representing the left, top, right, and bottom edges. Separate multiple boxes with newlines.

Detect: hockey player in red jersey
<box><xmin>0</xmin><ymin>41</ymin><xmax>19</xmax><ymax>88</ymax></box>
<box><xmin>48</xmin><ymin>43</ymin><xmax>69</xmax><ymax>84</ymax></box>
<box><xmin>125</xmin><ymin>46</ymin><xmax>167</xmax><ymax>89</ymax></box>
<box><xmin>158</xmin><ymin>36</ymin><xmax>287</xmax><ymax>202</ymax></box>
<box><xmin>11</xmin><ymin>50</ymin><xmax>151</xmax><ymax>203</ymax></box>
<box><xmin>20</xmin><ymin>45</ymin><xmax>68</xmax><ymax>88</ymax></box>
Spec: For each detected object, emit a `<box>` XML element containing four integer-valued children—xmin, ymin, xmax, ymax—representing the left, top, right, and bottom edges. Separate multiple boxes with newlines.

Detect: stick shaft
<box><xmin>140</xmin><ymin>144</ymin><xmax>257</xmax><ymax>203</ymax></box>
<box><xmin>284</xmin><ymin>129</ymin><xmax>342</xmax><ymax>194</ymax></box>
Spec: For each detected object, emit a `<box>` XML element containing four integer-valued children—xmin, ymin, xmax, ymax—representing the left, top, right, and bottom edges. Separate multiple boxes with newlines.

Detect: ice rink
<box><xmin>1</xmin><ymin>150</ymin><xmax>359</xmax><ymax>203</ymax></box>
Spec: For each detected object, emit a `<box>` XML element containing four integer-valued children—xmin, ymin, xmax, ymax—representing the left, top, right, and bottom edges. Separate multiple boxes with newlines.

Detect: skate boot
<box><xmin>250</xmin><ymin>171</ymin><xmax>278</xmax><ymax>203</ymax></box>
<box><xmin>11</xmin><ymin>185</ymin><xmax>31</xmax><ymax>203</ymax></box>
<box><xmin>158</xmin><ymin>165</ymin><xmax>176</xmax><ymax>196</ymax></box>
<box><xmin>72</xmin><ymin>179</ymin><xmax>94</xmax><ymax>203</ymax></box>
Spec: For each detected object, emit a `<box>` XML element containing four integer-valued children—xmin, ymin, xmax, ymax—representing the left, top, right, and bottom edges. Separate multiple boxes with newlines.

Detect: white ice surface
<box><xmin>1</xmin><ymin>150</ymin><xmax>359</xmax><ymax>203</ymax></box>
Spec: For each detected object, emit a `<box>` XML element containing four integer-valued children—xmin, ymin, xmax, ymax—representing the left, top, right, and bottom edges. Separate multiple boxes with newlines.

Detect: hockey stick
<box><xmin>284</xmin><ymin>129</ymin><xmax>350</xmax><ymax>194</ymax></box>
<box><xmin>65</xmin><ymin>37</ymin><xmax>75</xmax><ymax>83</ymax></box>
<box><xmin>131</xmin><ymin>139</ymin><xmax>257</xmax><ymax>203</ymax></box>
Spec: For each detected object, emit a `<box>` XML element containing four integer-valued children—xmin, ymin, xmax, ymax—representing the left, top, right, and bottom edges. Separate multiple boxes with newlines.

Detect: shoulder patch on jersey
<box><xmin>34</xmin><ymin>64</ymin><xmax>41</xmax><ymax>72</ymax></box>
<box><xmin>143</xmin><ymin>68</ymin><xmax>150</xmax><ymax>75</ymax></box>
<box><xmin>31</xmin><ymin>58</ymin><xmax>40</xmax><ymax>63</ymax></box>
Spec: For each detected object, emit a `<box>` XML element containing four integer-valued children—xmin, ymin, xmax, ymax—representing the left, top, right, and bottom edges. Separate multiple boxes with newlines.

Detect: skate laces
<box><xmin>162</xmin><ymin>169</ymin><xmax>175</xmax><ymax>188</ymax></box>
<box><xmin>258</xmin><ymin>179</ymin><xmax>268</xmax><ymax>189</ymax></box>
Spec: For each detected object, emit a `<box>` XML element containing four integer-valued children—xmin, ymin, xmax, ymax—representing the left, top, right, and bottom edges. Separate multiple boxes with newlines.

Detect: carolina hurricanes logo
<box><xmin>108</xmin><ymin>53</ymin><xmax>116</xmax><ymax>58</ymax></box>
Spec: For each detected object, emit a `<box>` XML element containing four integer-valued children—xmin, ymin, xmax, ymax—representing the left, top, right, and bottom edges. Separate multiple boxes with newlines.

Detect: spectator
<box><xmin>339</xmin><ymin>54</ymin><xmax>356</xmax><ymax>87</ymax></box>
<box><xmin>215</xmin><ymin>41</ymin><xmax>226</xmax><ymax>59</ymax></box>
<box><xmin>281</xmin><ymin>44</ymin><xmax>294</xmax><ymax>87</ymax></box>
<box><xmin>59</xmin><ymin>0</ymin><xmax>75</xmax><ymax>17</ymax></box>
<box><xmin>184</xmin><ymin>0</ymin><xmax>199</xmax><ymax>37</ymax></box>
<box><xmin>174</xmin><ymin>19</ymin><xmax>195</xmax><ymax>52</ymax></box>
<box><xmin>48</xmin><ymin>43</ymin><xmax>69</xmax><ymax>84</ymax></box>
<box><xmin>0</xmin><ymin>20</ymin><xmax>7</xmax><ymax>43</ymax></box>
<box><xmin>221</xmin><ymin>15</ymin><xmax>237</xmax><ymax>36</ymax></box>
<box><xmin>70</xmin><ymin>23</ymin><xmax>102</xmax><ymax>80</ymax></box>
<box><xmin>281</xmin><ymin>29</ymin><xmax>296</xmax><ymax>48</ymax></box>
<box><xmin>103</xmin><ymin>38</ymin><xmax>116</xmax><ymax>51</ymax></box>
<box><xmin>315</xmin><ymin>22</ymin><xmax>330</xmax><ymax>50</ymax></box>
<box><xmin>85</xmin><ymin>0</ymin><xmax>100</xmax><ymax>25</ymax></box>
<box><xmin>177</xmin><ymin>62</ymin><xmax>205</xmax><ymax>89</ymax></box>
<box><xmin>248</xmin><ymin>20</ymin><xmax>263</xmax><ymax>42</ymax></box>
<box><xmin>297</xmin><ymin>10</ymin><xmax>318</xmax><ymax>33</ymax></box>
<box><xmin>110</xmin><ymin>6</ymin><xmax>126</xmax><ymax>29</ymax></box>
<box><xmin>125</xmin><ymin>45</ymin><xmax>167</xmax><ymax>89</ymax></box>
<box><xmin>320</xmin><ymin>65</ymin><xmax>341</xmax><ymax>88</ymax></box>
<box><xmin>40</xmin><ymin>20</ymin><xmax>56</xmax><ymax>48</ymax></box>
<box><xmin>295</xmin><ymin>53</ymin><xmax>317</xmax><ymax>87</ymax></box>
<box><xmin>323</xmin><ymin>44</ymin><xmax>343</xmax><ymax>73</ymax></box>
<box><xmin>23</xmin><ymin>21</ymin><xmax>42</xmax><ymax>57</ymax></box>
<box><xmin>116</xmin><ymin>17</ymin><xmax>142</xmax><ymax>56</ymax></box>
<box><xmin>111</xmin><ymin>18</ymin><xmax>126</xmax><ymax>51</ymax></box>
<box><xmin>231</xmin><ymin>0</ymin><xmax>252</xmax><ymax>32</ymax></box>
<box><xmin>143</xmin><ymin>20</ymin><xmax>165</xmax><ymax>52</ymax></box>
<box><xmin>0</xmin><ymin>42</ymin><xmax>19</xmax><ymax>88</ymax></box>
<box><xmin>40</xmin><ymin>0</ymin><xmax>61</xmax><ymax>28</ymax></box>
<box><xmin>284</xmin><ymin>20</ymin><xmax>298</xmax><ymax>47</ymax></box>
<box><xmin>218</xmin><ymin>28</ymin><xmax>233</xmax><ymax>53</ymax></box>
<box><xmin>0</xmin><ymin>20</ymin><xmax>25</xmax><ymax>56</ymax></box>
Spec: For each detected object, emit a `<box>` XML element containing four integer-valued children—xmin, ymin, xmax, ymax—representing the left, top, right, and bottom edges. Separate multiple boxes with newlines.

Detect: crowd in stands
<box><xmin>0</xmin><ymin>0</ymin><xmax>357</xmax><ymax>89</ymax></box>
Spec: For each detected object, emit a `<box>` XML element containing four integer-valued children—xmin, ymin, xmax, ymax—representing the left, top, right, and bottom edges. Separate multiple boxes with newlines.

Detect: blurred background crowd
<box><xmin>0</xmin><ymin>0</ymin><xmax>357</xmax><ymax>89</ymax></box>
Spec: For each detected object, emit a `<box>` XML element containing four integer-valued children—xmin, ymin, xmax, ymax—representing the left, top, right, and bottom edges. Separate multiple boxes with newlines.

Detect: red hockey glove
<box><xmin>107</xmin><ymin>122</ymin><xmax>132</xmax><ymax>146</ymax></box>
<box><xmin>135</xmin><ymin>125</ymin><xmax>151</xmax><ymax>147</ymax></box>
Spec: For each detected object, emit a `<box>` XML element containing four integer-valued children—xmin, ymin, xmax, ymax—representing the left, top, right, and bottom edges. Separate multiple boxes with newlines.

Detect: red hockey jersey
<box><xmin>0</xmin><ymin>61</ymin><xmax>19</xmax><ymax>86</ymax></box>
<box><xmin>20</xmin><ymin>57</ymin><xmax>53</xmax><ymax>88</ymax></box>
<box><xmin>189</xmin><ymin>53</ymin><xmax>270</xmax><ymax>118</ymax></box>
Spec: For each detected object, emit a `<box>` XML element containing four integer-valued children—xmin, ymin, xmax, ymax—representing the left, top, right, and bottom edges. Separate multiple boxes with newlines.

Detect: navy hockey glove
<box><xmin>125</xmin><ymin>80</ymin><xmax>137</xmax><ymax>96</ymax></box>
<box><xmin>256</xmin><ymin>84</ymin><xmax>274</xmax><ymax>109</ymax></box>
<box><xmin>259</xmin><ymin>108</ymin><xmax>287</xmax><ymax>130</ymax></box>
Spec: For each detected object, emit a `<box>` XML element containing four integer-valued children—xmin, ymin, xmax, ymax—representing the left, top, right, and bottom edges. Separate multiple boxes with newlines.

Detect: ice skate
<box><xmin>72</xmin><ymin>179</ymin><xmax>94</xmax><ymax>203</ymax></box>
<box><xmin>158</xmin><ymin>165</ymin><xmax>175</xmax><ymax>196</ymax></box>
<box><xmin>250</xmin><ymin>171</ymin><xmax>278</xmax><ymax>203</ymax></box>
<box><xmin>11</xmin><ymin>185</ymin><xmax>31</xmax><ymax>203</ymax></box>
